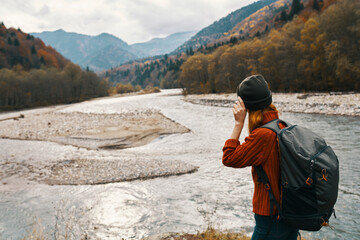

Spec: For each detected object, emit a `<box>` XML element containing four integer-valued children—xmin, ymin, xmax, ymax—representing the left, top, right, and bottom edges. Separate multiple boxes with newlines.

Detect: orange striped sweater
<box><xmin>222</xmin><ymin>111</ymin><xmax>282</xmax><ymax>216</ymax></box>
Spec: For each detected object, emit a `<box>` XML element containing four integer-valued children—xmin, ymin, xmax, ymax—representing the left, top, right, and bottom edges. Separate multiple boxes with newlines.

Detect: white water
<box><xmin>0</xmin><ymin>89</ymin><xmax>359</xmax><ymax>239</ymax></box>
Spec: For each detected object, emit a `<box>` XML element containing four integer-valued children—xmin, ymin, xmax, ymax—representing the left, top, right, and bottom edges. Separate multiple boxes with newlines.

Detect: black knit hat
<box><xmin>236</xmin><ymin>75</ymin><xmax>272</xmax><ymax>110</ymax></box>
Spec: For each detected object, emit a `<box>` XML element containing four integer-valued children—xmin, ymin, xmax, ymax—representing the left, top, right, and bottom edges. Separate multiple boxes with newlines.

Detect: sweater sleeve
<box><xmin>222</xmin><ymin>128</ymin><xmax>275</xmax><ymax>168</ymax></box>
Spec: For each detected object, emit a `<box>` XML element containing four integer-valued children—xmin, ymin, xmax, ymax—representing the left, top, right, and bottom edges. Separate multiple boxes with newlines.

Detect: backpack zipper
<box><xmin>307</xmin><ymin>145</ymin><xmax>330</xmax><ymax>186</ymax></box>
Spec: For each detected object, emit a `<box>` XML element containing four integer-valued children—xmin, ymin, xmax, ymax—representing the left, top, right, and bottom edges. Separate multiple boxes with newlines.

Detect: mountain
<box><xmin>130</xmin><ymin>31</ymin><xmax>197</xmax><ymax>57</ymax></box>
<box><xmin>31</xmin><ymin>29</ymin><xmax>137</xmax><ymax>71</ymax></box>
<box><xmin>31</xmin><ymin>30</ymin><xmax>198</xmax><ymax>72</ymax></box>
<box><xmin>79</xmin><ymin>45</ymin><xmax>138</xmax><ymax>72</ymax></box>
<box><xmin>172</xmin><ymin>0</ymin><xmax>278</xmax><ymax>54</ymax></box>
<box><xmin>0</xmin><ymin>23</ymin><xmax>69</xmax><ymax>69</ymax></box>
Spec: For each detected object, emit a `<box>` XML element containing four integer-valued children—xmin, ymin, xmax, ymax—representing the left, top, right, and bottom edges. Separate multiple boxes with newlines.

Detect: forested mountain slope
<box><xmin>103</xmin><ymin>0</ymin><xmax>359</xmax><ymax>94</ymax></box>
<box><xmin>0</xmin><ymin>24</ymin><xmax>108</xmax><ymax>111</ymax></box>
<box><xmin>0</xmin><ymin>23</ymin><xmax>69</xmax><ymax>69</ymax></box>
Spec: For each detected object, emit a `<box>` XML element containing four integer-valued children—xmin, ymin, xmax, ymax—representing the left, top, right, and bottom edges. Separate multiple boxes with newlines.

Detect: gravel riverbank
<box><xmin>0</xmin><ymin>110</ymin><xmax>190</xmax><ymax>150</ymax></box>
<box><xmin>184</xmin><ymin>92</ymin><xmax>360</xmax><ymax>117</ymax></box>
<box><xmin>0</xmin><ymin>100</ymin><xmax>197</xmax><ymax>186</ymax></box>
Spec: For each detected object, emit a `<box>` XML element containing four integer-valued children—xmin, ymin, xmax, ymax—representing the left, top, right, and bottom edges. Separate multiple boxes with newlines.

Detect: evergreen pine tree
<box><xmin>14</xmin><ymin>38</ymin><xmax>20</xmax><ymax>46</ymax></box>
<box><xmin>289</xmin><ymin>0</ymin><xmax>304</xmax><ymax>20</ymax></box>
<box><xmin>280</xmin><ymin>10</ymin><xmax>288</xmax><ymax>22</ymax></box>
<box><xmin>230</xmin><ymin>36</ymin><xmax>238</xmax><ymax>44</ymax></box>
<box><xmin>313</xmin><ymin>0</ymin><xmax>320</xmax><ymax>11</ymax></box>
<box><xmin>31</xmin><ymin>45</ymin><xmax>37</xmax><ymax>54</ymax></box>
<box><xmin>189</xmin><ymin>47</ymin><xmax>194</xmax><ymax>55</ymax></box>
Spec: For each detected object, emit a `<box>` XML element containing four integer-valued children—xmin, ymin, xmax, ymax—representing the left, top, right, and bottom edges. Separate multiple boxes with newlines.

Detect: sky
<box><xmin>0</xmin><ymin>0</ymin><xmax>256</xmax><ymax>44</ymax></box>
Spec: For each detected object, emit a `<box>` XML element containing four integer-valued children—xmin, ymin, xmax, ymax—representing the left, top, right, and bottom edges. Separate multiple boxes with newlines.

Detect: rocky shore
<box><xmin>184</xmin><ymin>92</ymin><xmax>360</xmax><ymax>117</ymax></box>
<box><xmin>0</xmin><ymin>106</ymin><xmax>197</xmax><ymax>186</ymax></box>
<box><xmin>0</xmin><ymin>110</ymin><xmax>190</xmax><ymax>150</ymax></box>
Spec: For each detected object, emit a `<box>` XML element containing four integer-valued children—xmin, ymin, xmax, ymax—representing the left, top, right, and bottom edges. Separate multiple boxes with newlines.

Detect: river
<box><xmin>0</xmin><ymin>89</ymin><xmax>359</xmax><ymax>240</ymax></box>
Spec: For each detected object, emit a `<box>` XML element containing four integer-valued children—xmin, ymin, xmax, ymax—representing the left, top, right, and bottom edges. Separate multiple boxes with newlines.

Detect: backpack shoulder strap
<box><xmin>256</xmin><ymin>119</ymin><xmax>286</xmax><ymax>216</ymax></box>
<box><xmin>254</xmin><ymin>165</ymin><xmax>280</xmax><ymax>216</ymax></box>
<box><xmin>260</xmin><ymin>119</ymin><xmax>291</xmax><ymax>135</ymax></box>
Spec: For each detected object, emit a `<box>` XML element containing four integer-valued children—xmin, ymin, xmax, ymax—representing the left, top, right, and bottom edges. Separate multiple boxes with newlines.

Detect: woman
<box><xmin>222</xmin><ymin>75</ymin><xmax>299</xmax><ymax>240</ymax></box>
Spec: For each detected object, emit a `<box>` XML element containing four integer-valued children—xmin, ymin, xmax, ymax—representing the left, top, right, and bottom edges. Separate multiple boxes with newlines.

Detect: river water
<box><xmin>0</xmin><ymin>89</ymin><xmax>359</xmax><ymax>240</ymax></box>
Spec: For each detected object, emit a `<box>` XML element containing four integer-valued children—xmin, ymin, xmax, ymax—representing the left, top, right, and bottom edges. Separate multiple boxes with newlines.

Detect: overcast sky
<box><xmin>0</xmin><ymin>0</ymin><xmax>256</xmax><ymax>44</ymax></box>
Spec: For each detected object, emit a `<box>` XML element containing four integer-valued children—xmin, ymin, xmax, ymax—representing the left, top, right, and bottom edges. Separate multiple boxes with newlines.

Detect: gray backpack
<box><xmin>256</xmin><ymin>119</ymin><xmax>339</xmax><ymax>231</ymax></box>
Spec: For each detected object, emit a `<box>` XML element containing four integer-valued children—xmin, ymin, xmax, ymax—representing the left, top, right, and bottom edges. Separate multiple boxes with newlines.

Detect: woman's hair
<box><xmin>248</xmin><ymin>104</ymin><xmax>277</xmax><ymax>133</ymax></box>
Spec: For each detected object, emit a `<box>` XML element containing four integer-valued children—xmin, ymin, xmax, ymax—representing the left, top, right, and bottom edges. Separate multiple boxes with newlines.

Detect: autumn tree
<box><xmin>319</xmin><ymin>0</ymin><xmax>360</xmax><ymax>90</ymax></box>
<box><xmin>259</xmin><ymin>29</ymin><xmax>283</xmax><ymax>90</ymax></box>
<box><xmin>179</xmin><ymin>54</ymin><xmax>210</xmax><ymax>93</ymax></box>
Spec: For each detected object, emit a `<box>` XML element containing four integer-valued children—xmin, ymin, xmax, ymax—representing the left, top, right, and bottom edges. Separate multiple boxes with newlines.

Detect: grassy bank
<box><xmin>22</xmin><ymin>227</ymin><xmax>252</xmax><ymax>240</ymax></box>
<box><xmin>158</xmin><ymin>228</ymin><xmax>251</xmax><ymax>240</ymax></box>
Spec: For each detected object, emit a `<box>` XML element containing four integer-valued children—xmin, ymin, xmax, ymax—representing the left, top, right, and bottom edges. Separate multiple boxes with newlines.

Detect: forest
<box><xmin>179</xmin><ymin>0</ymin><xmax>360</xmax><ymax>93</ymax></box>
<box><xmin>0</xmin><ymin>63</ymin><xmax>108</xmax><ymax>111</ymax></box>
<box><xmin>0</xmin><ymin>24</ymin><xmax>109</xmax><ymax>111</ymax></box>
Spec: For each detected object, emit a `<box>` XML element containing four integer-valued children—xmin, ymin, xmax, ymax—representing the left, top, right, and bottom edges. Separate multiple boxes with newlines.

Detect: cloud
<box><xmin>0</xmin><ymin>0</ymin><xmax>256</xmax><ymax>44</ymax></box>
<box><xmin>37</xmin><ymin>4</ymin><xmax>50</xmax><ymax>16</ymax></box>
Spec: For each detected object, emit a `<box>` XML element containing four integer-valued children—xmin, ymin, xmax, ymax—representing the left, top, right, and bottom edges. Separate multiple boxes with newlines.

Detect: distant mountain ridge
<box><xmin>131</xmin><ymin>31</ymin><xmax>197</xmax><ymax>57</ymax></box>
<box><xmin>31</xmin><ymin>30</ymin><xmax>196</xmax><ymax>72</ymax></box>
<box><xmin>31</xmin><ymin>29</ymin><xmax>136</xmax><ymax>72</ymax></box>
<box><xmin>79</xmin><ymin>45</ymin><xmax>138</xmax><ymax>72</ymax></box>
<box><xmin>173</xmin><ymin>0</ymin><xmax>278</xmax><ymax>54</ymax></box>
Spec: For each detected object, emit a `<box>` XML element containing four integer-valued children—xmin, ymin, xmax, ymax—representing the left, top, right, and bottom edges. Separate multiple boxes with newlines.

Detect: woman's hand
<box><xmin>230</xmin><ymin>97</ymin><xmax>247</xmax><ymax>140</ymax></box>
<box><xmin>232</xmin><ymin>97</ymin><xmax>247</xmax><ymax>126</ymax></box>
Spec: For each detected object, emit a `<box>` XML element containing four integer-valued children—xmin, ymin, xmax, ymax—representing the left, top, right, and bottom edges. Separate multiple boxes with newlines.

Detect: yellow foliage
<box><xmin>180</xmin><ymin>0</ymin><xmax>360</xmax><ymax>93</ymax></box>
<box><xmin>116</xmin><ymin>83</ymin><xmax>136</xmax><ymax>94</ymax></box>
<box><xmin>161</xmin><ymin>228</ymin><xmax>250</xmax><ymax>240</ymax></box>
